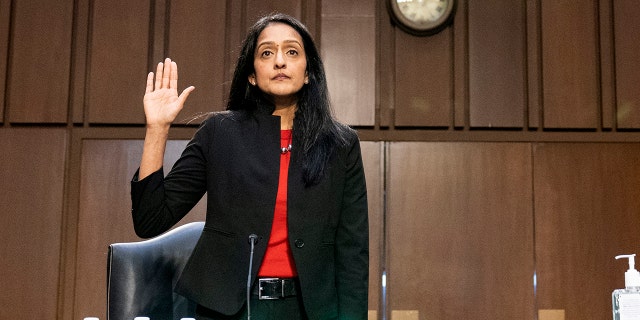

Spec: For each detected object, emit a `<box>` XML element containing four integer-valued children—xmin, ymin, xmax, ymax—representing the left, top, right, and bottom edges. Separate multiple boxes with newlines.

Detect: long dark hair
<box><xmin>227</xmin><ymin>13</ymin><xmax>350</xmax><ymax>186</ymax></box>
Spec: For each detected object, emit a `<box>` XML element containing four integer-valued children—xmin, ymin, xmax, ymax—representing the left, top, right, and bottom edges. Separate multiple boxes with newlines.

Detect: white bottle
<box><xmin>613</xmin><ymin>254</ymin><xmax>640</xmax><ymax>320</ymax></box>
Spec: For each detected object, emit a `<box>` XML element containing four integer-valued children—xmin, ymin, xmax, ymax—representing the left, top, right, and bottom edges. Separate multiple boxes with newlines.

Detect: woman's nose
<box><xmin>274</xmin><ymin>50</ymin><xmax>286</xmax><ymax>68</ymax></box>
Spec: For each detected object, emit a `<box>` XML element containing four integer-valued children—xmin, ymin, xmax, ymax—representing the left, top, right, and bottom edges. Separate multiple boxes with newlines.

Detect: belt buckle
<box><xmin>258</xmin><ymin>278</ymin><xmax>284</xmax><ymax>300</ymax></box>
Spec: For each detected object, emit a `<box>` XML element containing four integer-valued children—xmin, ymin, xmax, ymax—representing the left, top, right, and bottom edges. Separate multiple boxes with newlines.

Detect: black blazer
<box><xmin>131</xmin><ymin>110</ymin><xmax>369</xmax><ymax>320</ymax></box>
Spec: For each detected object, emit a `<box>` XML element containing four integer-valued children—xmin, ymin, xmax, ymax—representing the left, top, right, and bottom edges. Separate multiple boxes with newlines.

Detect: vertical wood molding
<box><xmin>224</xmin><ymin>0</ymin><xmax>246</xmax><ymax>99</ymax></box>
<box><xmin>0</xmin><ymin>0</ymin><xmax>10</xmax><ymax>124</ymax></box>
<box><xmin>151</xmin><ymin>0</ymin><xmax>167</xmax><ymax>67</ymax></box>
<box><xmin>301</xmin><ymin>0</ymin><xmax>319</xmax><ymax>42</ymax></box>
<box><xmin>59</xmin><ymin>128</ymin><xmax>83</xmax><ymax>320</ymax></box>
<box><xmin>71</xmin><ymin>0</ymin><xmax>90</xmax><ymax>124</ymax></box>
<box><xmin>360</xmin><ymin>142</ymin><xmax>383</xmax><ymax>312</ymax></box>
<box><xmin>453</xmin><ymin>0</ymin><xmax>467</xmax><ymax>129</ymax></box>
<box><xmin>526</xmin><ymin>0</ymin><xmax>542</xmax><ymax>129</ymax></box>
<box><xmin>377</xmin><ymin>0</ymin><xmax>394</xmax><ymax>128</ymax></box>
<box><xmin>613</xmin><ymin>0</ymin><xmax>640</xmax><ymax>129</ymax></box>
<box><xmin>598</xmin><ymin>0</ymin><xmax>615</xmax><ymax>129</ymax></box>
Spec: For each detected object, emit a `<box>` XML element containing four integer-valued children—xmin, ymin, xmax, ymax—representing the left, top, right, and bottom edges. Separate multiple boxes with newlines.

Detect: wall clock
<box><xmin>387</xmin><ymin>0</ymin><xmax>456</xmax><ymax>36</ymax></box>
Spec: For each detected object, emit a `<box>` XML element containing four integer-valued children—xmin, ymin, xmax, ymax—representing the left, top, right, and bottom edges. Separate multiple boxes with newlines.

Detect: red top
<box><xmin>258</xmin><ymin>129</ymin><xmax>297</xmax><ymax>277</ymax></box>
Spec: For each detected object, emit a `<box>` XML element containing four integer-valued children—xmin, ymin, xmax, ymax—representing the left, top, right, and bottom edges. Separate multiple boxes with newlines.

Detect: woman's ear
<box><xmin>304</xmin><ymin>71</ymin><xmax>309</xmax><ymax>84</ymax></box>
<box><xmin>248</xmin><ymin>73</ymin><xmax>256</xmax><ymax>86</ymax></box>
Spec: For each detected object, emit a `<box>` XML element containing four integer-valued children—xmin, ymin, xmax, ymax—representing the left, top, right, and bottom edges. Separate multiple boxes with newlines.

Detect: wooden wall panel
<box><xmin>541</xmin><ymin>1</ymin><xmax>599</xmax><ymax>129</ymax></box>
<box><xmin>387</xmin><ymin>142</ymin><xmax>534</xmax><ymax>320</ymax></box>
<box><xmin>321</xmin><ymin>0</ymin><xmax>376</xmax><ymax>126</ymax></box>
<box><xmin>168</xmin><ymin>0</ymin><xmax>227</xmax><ymax>120</ymax></box>
<box><xmin>613</xmin><ymin>0</ymin><xmax>640</xmax><ymax>129</ymax></box>
<box><xmin>534</xmin><ymin>143</ymin><xmax>640</xmax><ymax>319</ymax></box>
<box><xmin>468</xmin><ymin>0</ymin><xmax>526</xmax><ymax>128</ymax></box>
<box><xmin>0</xmin><ymin>129</ymin><xmax>67</xmax><ymax>319</ymax></box>
<box><xmin>74</xmin><ymin>139</ymin><xmax>206</xmax><ymax>319</ymax></box>
<box><xmin>394</xmin><ymin>30</ymin><xmax>453</xmax><ymax>127</ymax></box>
<box><xmin>5</xmin><ymin>1</ymin><xmax>640</xmax><ymax>319</ymax></box>
<box><xmin>87</xmin><ymin>0</ymin><xmax>150</xmax><ymax>124</ymax></box>
<box><xmin>7</xmin><ymin>0</ymin><xmax>73</xmax><ymax>123</ymax></box>
<box><xmin>0</xmin><ymin>0</ymin><xmax>9</xmax><ymax>123</ymax></box>
<box><xmin>360</xmin><ymin>141</ymin><xmax>382</xmax><ymax>311</ymax></box>
<box><xmin>245</xmin><ymin>0</ymin><xmax>303</xmax><ymax>28</ymax></box>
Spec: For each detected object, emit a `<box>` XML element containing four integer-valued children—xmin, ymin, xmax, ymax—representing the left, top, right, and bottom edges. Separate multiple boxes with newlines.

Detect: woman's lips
<box><xmin>272</xmin><ymin>73</ymin><xmax>290</xmax><ymax>80</ymax></box>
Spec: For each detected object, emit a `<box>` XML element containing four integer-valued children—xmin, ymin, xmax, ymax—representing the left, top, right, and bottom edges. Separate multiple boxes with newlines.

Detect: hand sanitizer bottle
<box><xmin>613</xmin><ymin>254</ymin><xmax>640</xmax><ymax>320</ymax></box>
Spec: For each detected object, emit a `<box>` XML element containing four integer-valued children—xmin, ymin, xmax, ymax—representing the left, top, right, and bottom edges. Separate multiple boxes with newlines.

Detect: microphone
<box><xmin>247</xmin><ymin>234</ymin><xmax>259</xmax><ymax>320</ymax></box>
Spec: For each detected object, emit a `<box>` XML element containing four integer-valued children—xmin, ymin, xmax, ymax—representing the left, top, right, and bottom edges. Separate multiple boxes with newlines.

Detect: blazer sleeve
<box><xmin>130</xmin><ymin>119</ymin><xmax>211</xmax><ymax>238</ymax></box>
<box><xmin>335</xmin><ymin>135</ymin><xmax>369</xmax><ymax>319</ymax></box>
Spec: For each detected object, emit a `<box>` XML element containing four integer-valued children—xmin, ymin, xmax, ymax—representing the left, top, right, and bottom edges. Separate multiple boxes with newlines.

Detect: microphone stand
<box><xmin>247</xmin><ymin>234</ymin><xmax>258</xmax><ymax>320</ymax></box>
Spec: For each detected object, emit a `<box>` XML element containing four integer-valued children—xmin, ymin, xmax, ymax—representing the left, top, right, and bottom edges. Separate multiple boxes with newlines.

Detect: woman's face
<box><xmin>249</xmin><ymin>23</ymin><xmax>308</xmax><ymax>107</ymax></box>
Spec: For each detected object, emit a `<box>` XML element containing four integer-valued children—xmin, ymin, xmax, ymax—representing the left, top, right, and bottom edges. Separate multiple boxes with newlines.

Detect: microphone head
<box><xmin>248</xmin><ymin>234</ymin><xmax>259</xmax><ymax>244</ymax></box>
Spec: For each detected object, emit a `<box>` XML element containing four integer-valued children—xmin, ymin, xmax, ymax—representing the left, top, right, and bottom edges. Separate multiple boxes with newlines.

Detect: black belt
<box><xmin>252</xmin><ymin>278</ymin><xmax>297</xmax><ymax>300</ymax></box>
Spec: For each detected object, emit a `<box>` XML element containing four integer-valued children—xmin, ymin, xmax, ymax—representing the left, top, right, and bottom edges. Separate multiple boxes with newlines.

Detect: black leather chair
<box><xmin>107</xmin><ymin>222</ymin><xmax>204</xmax><ymax>320</ymax></box>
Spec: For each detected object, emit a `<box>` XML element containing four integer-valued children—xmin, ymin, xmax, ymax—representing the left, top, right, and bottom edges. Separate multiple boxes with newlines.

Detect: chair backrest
<box><xmin>107</xmin><ymin>221</ymin><xmax>204</xmax><ymax>320</ymax></box>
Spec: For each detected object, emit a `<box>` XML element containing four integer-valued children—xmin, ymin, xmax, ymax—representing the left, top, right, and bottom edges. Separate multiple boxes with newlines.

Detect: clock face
<box><xmin>398</xmin><ymin>0</ymin><xmax>449</xmax><ymax>24</ymax></box>
<box><xmin>388</xmin><ymin>0</ymin><xmax>455</xmax><ymax>36</ymax></box>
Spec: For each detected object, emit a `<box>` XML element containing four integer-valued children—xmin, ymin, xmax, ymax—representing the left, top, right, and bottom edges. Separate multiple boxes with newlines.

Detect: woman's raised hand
<box><xmin>143</xmin><ymin>58</ymin><xmax>195</xmax><ymax>128</ymax></box>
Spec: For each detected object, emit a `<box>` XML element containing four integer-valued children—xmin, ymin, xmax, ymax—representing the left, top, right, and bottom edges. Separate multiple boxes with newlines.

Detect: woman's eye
<box><xmin>287</xmin><ymin>49</ymin><xmax>298</xmax><ymax>56</ymax></box>
<box><xmin>261</xmin><ymin>51</ymin><xmax>273</xmax><ymax>57</ymax></box>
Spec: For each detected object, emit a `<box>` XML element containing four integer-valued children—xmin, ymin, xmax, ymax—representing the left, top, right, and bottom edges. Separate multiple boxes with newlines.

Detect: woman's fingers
<box><xmin>145</xmin><ymin>72</ymin><xmax>154</xmax><ymax>94</ymax></box>
<box><xmin>178</xmin><ymin>86</ymin><xmax>196</xmax><ymax>105</ymax></box>
<box><xmin>162</xmin><ymin>58</ymin><xmax>172</xmax><ymax>89</ymax></box>
<box><xmin>148</xmin><ymin>58</ymin><xmax>185</xmax><ymax>94</ymax></box>
<box><xmin>170</xmin><ymin>61</ymin><xmax>179</xmax><ymax>90</ymax></box>
<box><xmin>154</xmin><ymin>61</ymin><xmax>163</xmax><ymax>91</ymax></box>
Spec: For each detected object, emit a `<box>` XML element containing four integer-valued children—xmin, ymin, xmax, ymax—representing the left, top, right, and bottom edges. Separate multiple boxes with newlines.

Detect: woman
<box><xmin>131</xmin><ymin>13</ymin><xmax>369</xmax><ymax>320</ymax></box>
